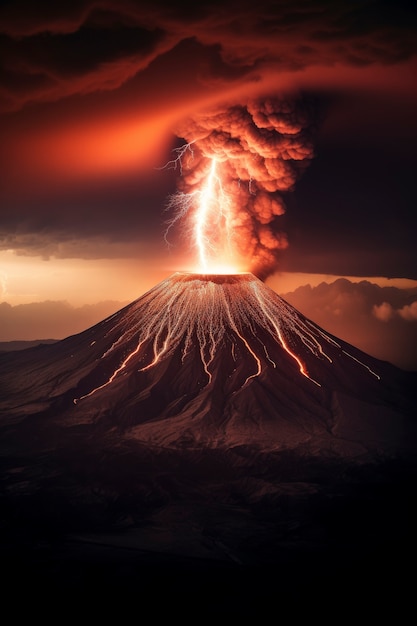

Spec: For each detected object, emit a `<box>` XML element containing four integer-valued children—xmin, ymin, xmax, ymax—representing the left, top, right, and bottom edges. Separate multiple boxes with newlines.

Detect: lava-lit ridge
<box><xmin>74</xmin><ymin>272</ymin><xmax>379</xmax><ymax>404</ymax></box>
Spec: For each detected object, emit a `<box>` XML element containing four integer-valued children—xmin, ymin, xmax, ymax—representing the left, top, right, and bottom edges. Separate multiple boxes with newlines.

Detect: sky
<box><xmin>0</xmin><ymin>0</ymin><xmax>417</xmax><ymax>368</ymax></box>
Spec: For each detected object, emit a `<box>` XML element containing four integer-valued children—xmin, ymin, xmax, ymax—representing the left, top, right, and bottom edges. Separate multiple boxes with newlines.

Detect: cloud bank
<box><xmin>281</xmin><ymin>278</ymin><xmax>417</xmax><ymax>371</ymax></box>
<box><xmin>0</xmin><ymin>300</ymin><xmax>127</xmax><ymax>342</ymax></box>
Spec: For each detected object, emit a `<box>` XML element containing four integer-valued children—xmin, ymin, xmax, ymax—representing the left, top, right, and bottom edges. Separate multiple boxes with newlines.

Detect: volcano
<box><xmin>0</xmin><ymin>273</ymin><xmax>416</xmax><ymax>611</ymax></box>
<box><xmin>1</xmin><ymin>271</ymin><xmax>415</xmax><ymax>455</ymax></box>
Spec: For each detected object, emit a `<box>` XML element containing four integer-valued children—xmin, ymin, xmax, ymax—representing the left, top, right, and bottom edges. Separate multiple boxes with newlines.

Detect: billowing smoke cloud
<box><xmin>373</xmin><ymin>300</ymin><xmax>417</xmax><ymax>322</ymax></box>
<box><xmin>1</xmin><ymin>0</ymin><xmax>416</xmax><ymax>281</ymax></box>
<box><xmin>281</xmin><ymin>279</ymin><xmax>417</xmax><ymax>371</ymax></box>
<box><xmin>169</xmin><ymin>97</ymin><xmax>316</xmax><ymax>278</ymax></box>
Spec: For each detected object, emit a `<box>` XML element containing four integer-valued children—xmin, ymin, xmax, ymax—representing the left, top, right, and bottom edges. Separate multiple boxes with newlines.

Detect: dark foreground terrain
<box><xmin>1</xmin><ymin>275</ymin><xmax>416</xmax><ymax>618</ymax></box>
<box><xmin>1</xmin><ymin>416</ymin><xmax>416</xmax><ymax>618</ymax></box>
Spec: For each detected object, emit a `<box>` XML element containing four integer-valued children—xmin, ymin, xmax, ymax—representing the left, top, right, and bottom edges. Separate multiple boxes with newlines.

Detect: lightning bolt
<box><xmin>156</xmin><ymin>141</ymin><xmax>195</xmax><ymax>175</ymax></box>
<box><xmin>195</xmin><ymin>158</ymin><xmax>216</xmax><ymax>271</ymax></box>
<box><xmin>161</xmin><ymin>146</ymin><xmax>241</xmax><ymax>273</ymax></box>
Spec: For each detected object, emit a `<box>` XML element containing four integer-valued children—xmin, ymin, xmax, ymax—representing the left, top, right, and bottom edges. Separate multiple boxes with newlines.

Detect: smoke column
<box><xmin>166</xmin><ymin>97</ymin><xmax>316</xmax><ymax>279</ymax></box>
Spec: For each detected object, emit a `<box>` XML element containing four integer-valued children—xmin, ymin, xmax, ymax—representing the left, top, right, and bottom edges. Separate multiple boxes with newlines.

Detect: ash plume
<box><xmin>169</xmin><ymin>96</ymin><xmax>316</xmax><ymax>278</ymax></box>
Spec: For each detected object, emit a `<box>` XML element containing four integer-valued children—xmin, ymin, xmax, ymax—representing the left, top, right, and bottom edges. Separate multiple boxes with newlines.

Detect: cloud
<box><xmin>0</xmin><ymin>1</ymin><xmax>416</xmax><ymax>280</ymax></box>
<box><xmin>281</xmin><ymin>278</ymin><xmax>417</xmax><ymax>371</ymax></box>
<box><xmin>0</xmin><ymin>299</ymin><xmax>127</xmax><ymax>341</ymax></box>
<box><xmin>1</xmin><ymin>1</ymin><xmax>417</xmax><ymax>112</ymax></box>
<box><xmin>165</xmin><ymin>96</ymin><xmax>316</xmax><ymax>277</ymax></box>
<box><xmin>399</xmin><ymin>301</ymin><xmax>417</xmax><ymax>321</ymax></box>
<box><xmin>0</xmin><ymin>9</ymin><xmax>173</xmax><ymax>112</ymax></box>
<box><xmin>373</xmin><ymin>300</ymin><xmax>417</xmax><ymax>322</ymax></box>
<box><xmin>0</xmin><ymin>231</ymin><xmax>156</xmax><ymax>260</ymax></box>
<box><xmin>373</xmin><ymin>301</ymin><xmax>395</xmax><ymax>322</ymax></box>
<box><xmin>0</xmin><ymin>165</ymin><xmax>175</xmax><ymax>260</ymax></box>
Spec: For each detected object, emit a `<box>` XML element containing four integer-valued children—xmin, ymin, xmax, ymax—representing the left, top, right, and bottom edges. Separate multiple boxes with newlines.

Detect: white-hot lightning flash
<box><xmin>195</xmin><ymin>158</ymin><xmax>217</xmax><ymax>271</ymax></box>
<box><xmin>163</xmin><ymin>149</ymin><xmax>241</xmax><ymax>273</ymax></box>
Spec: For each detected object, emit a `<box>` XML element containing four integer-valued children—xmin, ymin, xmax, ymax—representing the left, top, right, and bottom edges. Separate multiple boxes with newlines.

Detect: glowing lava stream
<box><xmin>73</xmin><ymin>273</ymin><xmax>380</xmax><ymax>404</ymax></box>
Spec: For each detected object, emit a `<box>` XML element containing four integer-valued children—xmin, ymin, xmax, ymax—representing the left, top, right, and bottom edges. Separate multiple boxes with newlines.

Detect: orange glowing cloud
<box><xmin>163</xmin><ymin>97</ymin><xmax>314</xmax><ymax>278</ymax></box>
<box><xmin>0</xmin><ymin>0</ymin><xmax>416</xmax><ymax>288</ymax></box>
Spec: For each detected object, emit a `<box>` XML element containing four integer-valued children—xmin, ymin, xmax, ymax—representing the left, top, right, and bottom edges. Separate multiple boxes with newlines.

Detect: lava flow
<box><xmin>73</xmin><ymin>272</ymin><xmax>379</xmax><ymax>404</ymax></box>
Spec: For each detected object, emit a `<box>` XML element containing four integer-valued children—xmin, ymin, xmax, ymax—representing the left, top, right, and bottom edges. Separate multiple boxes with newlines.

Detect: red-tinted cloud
<box><xmin>282</xmin><ymin>278</ymin><xmax>417</xmax><ymax>371</ymax></box>
<box><xmin>0</xmin><ymin>299</ymin><xmax>126</xmax><ymax>341</ymax></box>
<box><xmin>0</xmin><ymin>0</ymin><xmax>416</xmax><ymax>275</ymax></box>
<box><xmin>166</xmin><ymin>97</ymin><xmax>315</xmax><ymax>277</ymax></box>
<box><xmin>1</xmin><ymin>1</ymin><xmax>416</xmax><ymax>113</ymax></box>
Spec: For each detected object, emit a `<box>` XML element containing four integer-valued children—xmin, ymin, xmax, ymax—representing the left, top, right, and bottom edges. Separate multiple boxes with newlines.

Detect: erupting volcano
<box><xmin>1</xmin><ymin>263</ymin><xmax>416</xmax><ymax>598</ymax></box>
<box><xmin>1</xmin><ymin>98</ymin><xmax>416</xmax><ymax>607</ymax></box>
<box><xmin>1</xmin><ymin>271</ymin><xmax>414</xmax><ymax>457</ymax></box>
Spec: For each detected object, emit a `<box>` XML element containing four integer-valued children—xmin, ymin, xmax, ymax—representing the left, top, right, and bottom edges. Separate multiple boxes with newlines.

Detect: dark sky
<box><xmin>1</xmin><ymin>0</ymin><xmax>417</xmax><ymax>278</ymax></box>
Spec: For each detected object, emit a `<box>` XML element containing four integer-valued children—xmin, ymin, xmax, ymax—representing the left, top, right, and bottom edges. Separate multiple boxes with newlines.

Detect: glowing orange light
<box><xmin>163</xmin><ymin>148</ymin><xmax>248</xmax><ymax>273</ymax></box>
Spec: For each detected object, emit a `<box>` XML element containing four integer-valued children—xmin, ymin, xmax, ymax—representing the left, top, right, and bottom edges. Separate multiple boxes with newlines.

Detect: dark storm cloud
<box><xmin>280</xmin><ymin>90</ymin><xmax>417</xmax><ymax>280</ymax></box>
<box><xmin>0</xmin><ymin>5</ymin><xmax>170</xmax><ymax>111</ymax></box>
<box><xmin>0</xmin><ymin>0</ymin><xmax>416</xmax><ymax>275</ymax></box>
<box><xmin>1</xmin><ymin>0</ymin><xmax>417</xmax><ymax>112</ymax></box>
<box><xmin>0</xmin><ymin>170</ymin><xmax>171</xmax><ymax>258</ymax></box>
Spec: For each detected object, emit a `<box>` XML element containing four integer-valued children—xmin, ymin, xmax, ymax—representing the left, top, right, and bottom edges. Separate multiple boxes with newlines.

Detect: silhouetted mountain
<box><xmin>0</xmin><ymin>339</ymin><xmax>58</xmax><ymax>352</ymax></box>
<box><xmin>0</xmin><ymin>273</ymin><xmax>416</xmax><ymax>612</ymax></box>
